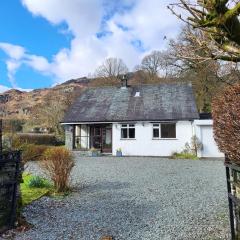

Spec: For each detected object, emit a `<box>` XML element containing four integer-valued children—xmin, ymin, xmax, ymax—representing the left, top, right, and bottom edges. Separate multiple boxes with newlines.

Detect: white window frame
<box><xmin>152</xmin><ymin>123</ymin><xmax>177</xmax><ymax>139</ymax></box>
<box><xmin>121</xmin><ymin>124</ymin><xmax>136</xmax><ymax>139</ymax></box>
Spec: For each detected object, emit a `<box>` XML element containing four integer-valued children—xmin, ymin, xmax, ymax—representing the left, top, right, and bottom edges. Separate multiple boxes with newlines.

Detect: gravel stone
<box><xmin>15</xmin><ymin>156</ymin><xmax>230</xmax><ymax>240</ymax></box>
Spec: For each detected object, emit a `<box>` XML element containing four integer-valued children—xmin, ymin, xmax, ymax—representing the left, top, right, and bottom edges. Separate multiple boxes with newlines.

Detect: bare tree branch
<box><xmin>168</xmin><ymin>0</ymin><xmax>240</xmax><ymax>62</ymax></box>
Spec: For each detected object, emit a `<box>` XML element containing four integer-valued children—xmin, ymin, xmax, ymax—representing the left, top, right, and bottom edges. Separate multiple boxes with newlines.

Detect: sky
<box><xmin>0</xmin><ymin>0</ymin><xmax>182</xmax><ymax>92</ymax></box>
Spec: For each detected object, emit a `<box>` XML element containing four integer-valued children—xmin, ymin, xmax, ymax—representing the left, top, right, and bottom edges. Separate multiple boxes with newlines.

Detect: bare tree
<box><xmin>31</xmin><ymin>90</ymin><xmax>80</xmax><ymax>140</ymax></box>
<box><xmin>95</xmin><ymin>58</ymin><xmax>128</xmax><ymax>82</ymax></box>
<box><xmin>140</xmin><ymin>51</ymin><xmax>165</xmax><ymax>81</ymax></box>
<box><xmin>168</xmin><ymin>26</ymin><xmax>240</xmax><ymax>84</ymax></box>
<box><xmin>165</xmin><ymin>26</ymin><xmax>240</xmax><ymax>111</ymax></box>
<box><xmin>168</xmin><ymin>0</ymin><xmax>240</xmax><ymax>62</ymax></box>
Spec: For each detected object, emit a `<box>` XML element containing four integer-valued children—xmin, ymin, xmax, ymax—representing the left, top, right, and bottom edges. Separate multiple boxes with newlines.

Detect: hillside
<box><xmin>0</xmin><ymin>77</ymin><xmax>90</xmax><ymax>120</ymax></box>
<box><xmin>0</xmin><ymin>72</ymin><xmax>176</xmax><ymax>121</ymax></box>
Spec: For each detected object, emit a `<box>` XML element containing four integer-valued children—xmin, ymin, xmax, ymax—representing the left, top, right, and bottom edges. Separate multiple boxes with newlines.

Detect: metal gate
<box><xmin>0</xmin><ymin>151</ymin><xmax>21</xmax><ymax>232</ymax></box>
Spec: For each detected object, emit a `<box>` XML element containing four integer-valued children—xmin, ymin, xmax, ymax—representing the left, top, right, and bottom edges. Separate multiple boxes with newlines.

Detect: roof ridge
<box><xmin>85</xmin><ymin>82</ymin><xmax>192</xmax><ymax>90</ymax></box>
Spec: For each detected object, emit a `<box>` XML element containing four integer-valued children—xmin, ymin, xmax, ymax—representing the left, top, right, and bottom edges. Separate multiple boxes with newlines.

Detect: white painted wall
<box><xmin>112</xmin><ymin>121</ymin><xmax>193</xmax><ymax>156</ymax></box>
<box><xmin>194</xmin><ymin>120</ymin><xmax>224</xmax><ymax>158</ymax></box>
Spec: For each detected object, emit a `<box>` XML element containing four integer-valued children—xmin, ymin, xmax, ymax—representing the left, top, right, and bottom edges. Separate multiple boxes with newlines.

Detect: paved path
<box><xmin>16</xmin><ymin>156</ymin><xmax>230</xmax><ymax>240</ymax></box>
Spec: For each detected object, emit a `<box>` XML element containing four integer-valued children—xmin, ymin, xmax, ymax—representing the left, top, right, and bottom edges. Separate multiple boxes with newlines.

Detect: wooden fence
<box><xmin>0</xmin><ymin>151</ymin><xmax>22</xmax><ymax>233</ymax></box>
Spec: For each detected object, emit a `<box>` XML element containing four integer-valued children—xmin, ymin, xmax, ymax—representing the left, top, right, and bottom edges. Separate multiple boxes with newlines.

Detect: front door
<box><xmin>91</xmin><ymin>126</ymin><xmax>102</xmax><ymax>149</ymax></box>
<box><xmin>90</xmin><ymin>125</ymin><xmax>112</xmax><ymax>153</ymax></box>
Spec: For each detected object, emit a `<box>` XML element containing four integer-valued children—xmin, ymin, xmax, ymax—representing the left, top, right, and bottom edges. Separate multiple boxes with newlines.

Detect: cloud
<box><xmin>6</xmin><ymin>60</ymin><xmax>21</xmax><ymax>88</ymax></box>
<box><xmin>0</xmin><ymin>42</ymin><xmax>51</xmax><ymax>88</ymax></box>
<box><xmin>0</xmin><ymin>85</ymin><xmax>10</xmax><ymax>93</ymax></box>
<box><xmin>1</xmin><ymin>0</ymin><xmax>182</xmax><ymax>87</ymax></box>
<box><xmin>0</xmin><ymin>43</ymin><xmax>25</xmax><ymax>60</ymax></box>
<box><xmin>21</xmin><ymin>0</ymin><xmax>103</xmax><ymax>37</ymax></box>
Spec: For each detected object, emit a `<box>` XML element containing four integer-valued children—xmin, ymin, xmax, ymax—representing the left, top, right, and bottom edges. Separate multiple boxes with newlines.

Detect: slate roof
<box><xmin>62</xmin><ymin>83</ymin><xmax>199</xmax><ymax>123</ymax></box>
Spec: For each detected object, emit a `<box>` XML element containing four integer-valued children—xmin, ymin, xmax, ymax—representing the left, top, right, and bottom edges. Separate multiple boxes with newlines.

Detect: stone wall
<box><xmin>65</xmin><ymin>125</ymin><xmax>73</xmax><ymax>150</ymax></box>
<box><xmin>0</xmin><ymin>151</ymin><xmax>21</xmax><ymax>233</ymax></box>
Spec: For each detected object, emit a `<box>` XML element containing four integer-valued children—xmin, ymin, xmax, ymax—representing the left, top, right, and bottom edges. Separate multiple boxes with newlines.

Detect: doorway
<box><xmin>90</xmin><ymin>125</ymin><xmax>112</xmax><ymax>153</ymax></box>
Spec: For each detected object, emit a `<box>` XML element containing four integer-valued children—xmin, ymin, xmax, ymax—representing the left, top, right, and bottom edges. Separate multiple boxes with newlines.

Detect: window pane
<box><xmin>122</xmin><ymin>124</ymin><xmax>127</xmax><ymax>128</ymax></box>
<box><xmin>129</xmin><ymin>124</ymin><xmax>135</xmax><ymax>127</ymax></box>
<box><xmin>121</xmin><ymin>128</ymin><xmax>128</xmax><ymax>138</ymax></box>
<box><xmin>81</xmin><ymin>125</ymin><xmax>88</xmax><ymax>137</ymax></box>
<box><xmin>75</xmin><ymin>126</ymin><xmax>81</xmax><ymax>136</ymax></box>
<box><xmin>95</xmin><ymin>127</ymin><xmax>101</xmax><ymax>136</ymax></box>
<box><xmin>153</xmin><ymin>128</ymin><xmax>159</xmax><ymax>138</ymax></box>
<box><xmin>161</xmin><ymin>124</ymin><xmax>176</xmax><ymax>138</ymax></box>
<box><xmin>153</xmin><ymin>124</ymin><xmax>159</xmax><ymax>127</ymax></box>
<box><xmin>129</xmin><ymin>128</ymin><xmax>135</xmax><ymax>138</ymax></box>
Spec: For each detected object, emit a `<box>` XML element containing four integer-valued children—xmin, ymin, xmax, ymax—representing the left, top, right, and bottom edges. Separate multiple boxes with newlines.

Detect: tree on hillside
<box><xmin>140</xmin><ymin>50</ymin><xmax>177</xmax><ymax>81</ymax></box>
<box><xmin>95</xmin><ymin>58</ymin><xmax>128</xmax><ymax>82</ymax></box>
<box><xmin>31</xmin><ymin>90</ymin><xmax>80</xmax><ymax>140</ymax></box>
<box><xmin>168</xmin><ymin>0</ymin><xmax>240</xmax><ymax>62</ymax></box>
<box><xmin>140</xmin><ymin>51</ymin><xmax>163</xmax><ymax>81</ymax></box>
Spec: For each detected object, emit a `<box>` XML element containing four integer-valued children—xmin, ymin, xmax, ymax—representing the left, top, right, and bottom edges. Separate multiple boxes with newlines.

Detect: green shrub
<box><xmin>171</xmin><ymin>152</ymin><xmax>198</xmax><ymax>160</ymax></box>
<box><xmin>41</xmin><ymin>147</ymin><xmax>75</xmax><ymax>193</ymax></box>
<box><xmin>27</xmin><ymin>176</ymin><xmax>51</xmax><ymax>188</ymax></box>
<box><xmin>171</xmin><ymin>136</ymin><xmax>202</xmax><ymax>160</ymax></box>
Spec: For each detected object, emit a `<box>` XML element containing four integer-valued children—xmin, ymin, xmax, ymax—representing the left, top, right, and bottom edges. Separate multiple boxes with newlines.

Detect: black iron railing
<box><xmin>225</xmin><ymin>157</ymin><xmax>240</xmax><ymax>240</ymax></box>
<box><xmin>0</xmin><ymin>151</ymin><xmax>22</xmax><ymax>232</ymax></box>
<box><xmin>0</xmin><ymin>119</ymin><xmax>2</xmax><ymax>153</ymax></box>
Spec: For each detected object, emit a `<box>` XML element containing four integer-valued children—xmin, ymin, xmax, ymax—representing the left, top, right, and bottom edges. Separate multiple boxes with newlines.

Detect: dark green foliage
<box><xmin>17</xmin><ymin>133</ymin><xmax>59</xmax><ymax>146</ymax></box>
<box><xmin>27</xmin><ymin>176</ymin><xmax>51</xmax><ymax>189</ymax></box>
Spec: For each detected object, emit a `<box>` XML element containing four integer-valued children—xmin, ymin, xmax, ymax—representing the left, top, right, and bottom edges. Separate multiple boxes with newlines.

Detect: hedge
<box><xmin>17</xmin><ymin>133</ymin><xmax>63</xmax><ymax>146</ymax></box>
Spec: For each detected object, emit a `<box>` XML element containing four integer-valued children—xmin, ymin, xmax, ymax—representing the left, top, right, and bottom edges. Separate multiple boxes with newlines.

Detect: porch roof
<box><xmin>62</xmin><ymin>83</ymin><xmax>199</xmax><ymax>123</ymax></box>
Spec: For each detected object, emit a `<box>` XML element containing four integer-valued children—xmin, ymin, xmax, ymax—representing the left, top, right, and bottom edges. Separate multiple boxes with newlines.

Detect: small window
<box><xmin>121</xmin><ymin>124</ymin><xmax>135</xmax><ymax>139</ymax></box>
<box><xmin>135</xmin><ymin>92</ymin><xmax>140</xmax><ymax>97</ymax></box>
<box><xmin>129</xmin><ymin>128</ymin><xmax>135</xmax><ymax>138</ymax></box>
<box><xmin>153</xmin><ymin>128</ymin><xmax>160</xmax><ymax>138</ymax></box>
<box><xmin>153</xmin><ymin>124</ymin><xmax>160</xmax><ymax>138</ymax></box>
<box><xmin>161</xmin><ymin>123</ymin><xmax>176</xmax><ymax>138</ymax></box>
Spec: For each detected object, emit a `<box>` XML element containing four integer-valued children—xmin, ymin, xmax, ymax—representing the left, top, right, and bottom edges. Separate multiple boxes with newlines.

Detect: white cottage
<box><xmin>62</xmin><ymin>80</ymin><xmax>222</xmax><ymax>157</ymax></box>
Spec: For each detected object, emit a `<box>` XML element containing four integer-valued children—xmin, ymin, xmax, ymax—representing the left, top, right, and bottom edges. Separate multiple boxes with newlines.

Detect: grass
<box><xmin>21</xmin><ymin>174</ymin><xmax>53</xmax><ymax>206</ymax></box>
<box><xmin>171</xmin><ymin>152</ymin><xmax>199</xmax><ymax>160</ymax></box>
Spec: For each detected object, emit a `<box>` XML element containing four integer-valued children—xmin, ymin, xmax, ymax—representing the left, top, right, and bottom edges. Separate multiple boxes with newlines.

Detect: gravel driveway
<box><xmin>15</xmin><ymin>156</ymin><xmax>230</xmax><ymax>240</ymax></box>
